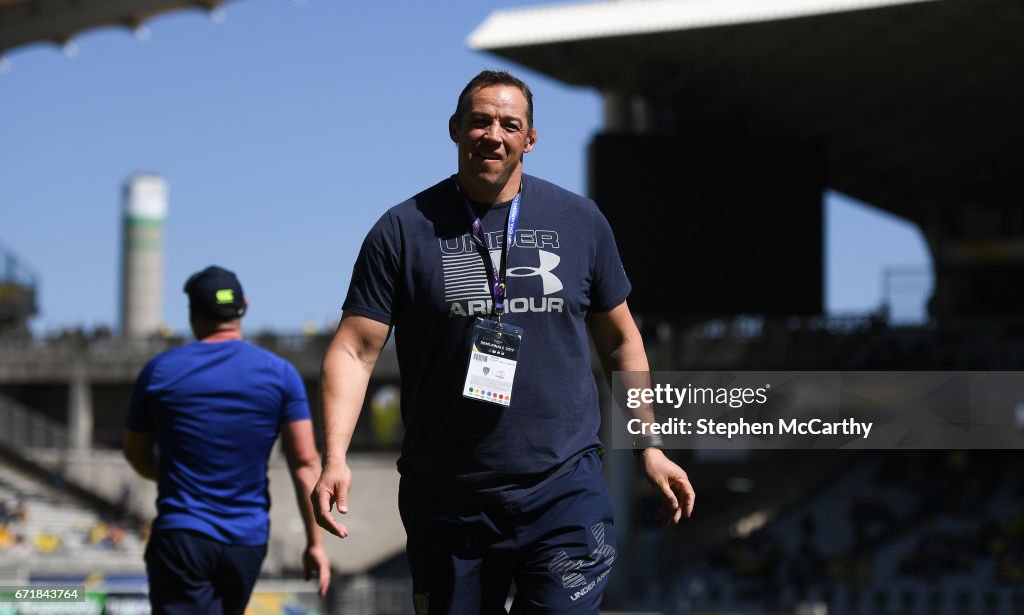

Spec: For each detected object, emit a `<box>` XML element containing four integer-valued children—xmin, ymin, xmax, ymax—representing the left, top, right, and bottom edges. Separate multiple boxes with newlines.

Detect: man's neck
<box><xmin>197</xmin><ymin>327</ymin><xmax>242</xmax><ymax>343</ymax></box>
<box><xmin>457</xmin><ymin>171</ymin><xmax>522</xmax><ymax>204</ymax></box>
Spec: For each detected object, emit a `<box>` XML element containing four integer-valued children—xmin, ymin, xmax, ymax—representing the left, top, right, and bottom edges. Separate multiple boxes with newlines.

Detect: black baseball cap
<box><xmin>184</xmin><ymin>265</ymin><xmax>246</xmax><ymax>320</ymax></box>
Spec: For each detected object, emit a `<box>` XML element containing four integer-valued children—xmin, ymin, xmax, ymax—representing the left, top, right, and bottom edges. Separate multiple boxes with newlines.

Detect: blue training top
<box><xmin>126</xmin><ymin>340</ymin><xmax>310</xmax><ymax>546</ymax></box>
<box><xmin>344</xmin><ymin>174</ymin><xmax>631</xmax><ymax>497</ymax></box>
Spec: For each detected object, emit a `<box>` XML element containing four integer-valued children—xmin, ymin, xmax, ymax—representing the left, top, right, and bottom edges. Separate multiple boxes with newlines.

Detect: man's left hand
<box><xmin>641</xmin><ymin>448</ymin><xmax>695</xmax><ymax>525</ymax></box>
<box><xmin>303</xmin><ymin>543</ymin><xmax>331</xmax><ymax>597</ymax></box>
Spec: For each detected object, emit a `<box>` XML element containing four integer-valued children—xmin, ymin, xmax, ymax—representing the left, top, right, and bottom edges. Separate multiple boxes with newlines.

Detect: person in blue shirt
<box><xmin>124</xmin><ymin>265</ymin><xmax>330</xmax><ymax>615</ymax></box>
<box><xmin>313</xmin><ymin>70</ymin><xmax>696</xmax><ymax>614</ymax></box>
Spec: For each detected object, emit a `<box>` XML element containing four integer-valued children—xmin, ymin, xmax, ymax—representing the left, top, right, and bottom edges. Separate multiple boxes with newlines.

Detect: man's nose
<box><xmin>481</xmin><ymin>122</ymin><xmax>501</xmax><ymax>142</ymax></box>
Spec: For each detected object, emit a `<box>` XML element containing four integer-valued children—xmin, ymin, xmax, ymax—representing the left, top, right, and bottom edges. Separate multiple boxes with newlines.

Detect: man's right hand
<box><xmin>314</xmin><ymin>315</ymin><xmax>389</xmax><ymax>539</ymax></box>
<box><xmin>311</xmin><ymin>460</ymin><xmax>352</xmax><ymax>538</ymax></box>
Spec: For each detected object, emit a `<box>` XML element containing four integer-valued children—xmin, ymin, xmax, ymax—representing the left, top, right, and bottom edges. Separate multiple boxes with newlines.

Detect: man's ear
<box><xmin>524</xmin><ymin>127</ymin><xmax>538</xmax><ymax>153</ymax></box>
<box><xmin>449</xmin><ymin>115</ymin><xmax>459</xmax><ymax>143</ymax></box>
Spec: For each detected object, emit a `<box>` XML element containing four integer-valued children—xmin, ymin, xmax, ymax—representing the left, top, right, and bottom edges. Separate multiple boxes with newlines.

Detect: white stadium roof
<box><xmin>470</xmin><ymin>0</ymin><xmax>934</xmax><ymax>49</ymax></box>
<box><xmin>468</xmin><ymin>0</ymin><xmax>1024</xmax><ymax>222</ymax></box>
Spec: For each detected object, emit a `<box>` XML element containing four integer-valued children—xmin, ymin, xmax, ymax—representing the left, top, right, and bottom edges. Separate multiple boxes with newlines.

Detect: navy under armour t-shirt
<box><xmin>126</xmin><ymin>340</ymin><xmax>310</xmax><ymax>546</ymax></box>
<box><xmin>344</xmin><ymin>174</ymin><xmax>631</xmax><ymax>495</ymax></box>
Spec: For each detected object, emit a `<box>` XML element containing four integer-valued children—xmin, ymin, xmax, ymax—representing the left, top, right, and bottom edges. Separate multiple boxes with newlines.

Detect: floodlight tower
<box><xmin>120</xmin><ymin>174</ymin><xmax>167</xmax><ymax>338</ymax></box>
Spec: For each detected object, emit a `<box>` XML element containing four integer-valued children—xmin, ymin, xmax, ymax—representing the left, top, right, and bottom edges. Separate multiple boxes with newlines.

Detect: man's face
<box><xmin>450</xmin><ymin>84</ymin><xmax>537</xmax><ymax>200</ymax></box>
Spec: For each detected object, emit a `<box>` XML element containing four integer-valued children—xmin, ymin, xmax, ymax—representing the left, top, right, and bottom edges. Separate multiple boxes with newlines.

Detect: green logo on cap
<box><xmin>215</xmin><ymin>289</ymin><xmax>235</xmax><ymax>304</ymax></box>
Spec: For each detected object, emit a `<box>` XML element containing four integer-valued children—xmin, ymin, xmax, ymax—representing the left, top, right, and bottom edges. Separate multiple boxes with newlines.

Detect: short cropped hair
<box><xmin>452</xmin><ymin>70</ymin><xmax>535</xmax><ymax>129</ymax></box>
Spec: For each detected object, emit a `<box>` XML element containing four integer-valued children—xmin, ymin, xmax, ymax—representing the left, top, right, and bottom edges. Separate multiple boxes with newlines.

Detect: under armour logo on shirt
<box><xmin>493</xmin><ymin>249</ymin><xmax>563</xmax><ymax>295</ymax></box>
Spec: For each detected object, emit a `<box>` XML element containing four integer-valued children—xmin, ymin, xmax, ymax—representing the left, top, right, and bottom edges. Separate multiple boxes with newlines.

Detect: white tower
<box><xmin>120</xmin><ymin>174</ymin><xmax>167</xmax><ymax>338</ymax></box>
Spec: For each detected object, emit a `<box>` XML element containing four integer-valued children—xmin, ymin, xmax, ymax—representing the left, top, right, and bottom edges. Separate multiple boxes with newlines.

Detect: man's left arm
<box><xmin>282</xmin><ymin>418</ymin><xmax>331</xmax><ymax>597</ymax></box>
<box><xmin>588</xmin><ymin>301</ymin><xmax>696</xmax><ymax>524</ymax></box>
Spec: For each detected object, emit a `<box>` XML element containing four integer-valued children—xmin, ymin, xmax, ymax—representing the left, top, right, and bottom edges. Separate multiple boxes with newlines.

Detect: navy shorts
<box><xmin>144</xmin><ymin>529</ymin><xmax>267</xmax><ymax>615</ymax></box>
<box><xmin>399</xmin><ymin>450</ymin><xmax>616</xmax><ymax>615</ymax></box>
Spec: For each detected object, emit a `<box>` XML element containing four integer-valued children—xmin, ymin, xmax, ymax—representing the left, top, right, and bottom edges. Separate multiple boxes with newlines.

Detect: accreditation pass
<box><xmin>463</xmin><ymin>318</ymin><xmax>523</xmax><ymax>407</ymax></box>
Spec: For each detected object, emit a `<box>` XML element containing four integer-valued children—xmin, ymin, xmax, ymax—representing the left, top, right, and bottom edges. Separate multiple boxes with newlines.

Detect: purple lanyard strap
<box><xmin>457</xmin><ymin>180</ymin><xmax>522</xmax><ymax>319</ymax></box>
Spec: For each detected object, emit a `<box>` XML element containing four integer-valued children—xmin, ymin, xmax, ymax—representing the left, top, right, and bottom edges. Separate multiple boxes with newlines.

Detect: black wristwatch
<box><xmin>631</xmin><ymin>433</ymin><xmax>665</xmax><ymax>458</ymax></box>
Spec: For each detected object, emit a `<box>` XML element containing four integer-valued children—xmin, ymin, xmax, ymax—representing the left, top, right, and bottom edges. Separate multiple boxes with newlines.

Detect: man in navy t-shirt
<box><xmin>313</xmin><ymin>71</ymin><xmax>695</xmax><ymax>614</ymax></box>
<box><xmin>124</xmin><ymin>266</ymin><xmax>331</xmax><ymax>614</ymax></box>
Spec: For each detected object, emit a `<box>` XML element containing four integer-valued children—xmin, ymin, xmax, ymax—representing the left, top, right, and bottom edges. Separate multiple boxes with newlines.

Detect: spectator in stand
<box><xmin>0</xmin><ymin>522</ymin><xmax>14</xmax><ymax>549</ymax></box>
<box><xmin>12</xmin><ymin>500</ymin><xmax>27</xmax><ymax>523</ymax></box>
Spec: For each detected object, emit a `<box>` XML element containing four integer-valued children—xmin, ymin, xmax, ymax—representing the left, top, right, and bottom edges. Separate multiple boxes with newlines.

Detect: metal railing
<box><xmin>334</xmin><ymin>576</ymin><xmax>414</xmax><ymax>615</ymax></box>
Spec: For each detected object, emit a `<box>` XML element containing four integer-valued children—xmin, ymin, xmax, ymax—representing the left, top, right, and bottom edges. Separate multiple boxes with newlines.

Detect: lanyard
<box><xmin>456</xmin><ymin>180</ymin><xmax>522</xmax><ymax>320</ymax></box>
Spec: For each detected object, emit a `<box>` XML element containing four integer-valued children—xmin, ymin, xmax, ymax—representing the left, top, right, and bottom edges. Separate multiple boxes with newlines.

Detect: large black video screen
<box><xmin>589</xmin><ymin>133</ymin><xmax>824</xmax><ymax>317</ymax></box>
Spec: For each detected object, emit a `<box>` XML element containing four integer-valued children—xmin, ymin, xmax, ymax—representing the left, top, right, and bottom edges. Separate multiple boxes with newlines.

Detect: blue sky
<box><xmin>0</xmin><ymin>0</ymin><xmax>931</xmax><ymax>335</ymax></box>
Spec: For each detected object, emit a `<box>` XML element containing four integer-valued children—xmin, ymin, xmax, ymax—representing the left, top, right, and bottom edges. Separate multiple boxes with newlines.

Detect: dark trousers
<box><xmin>400</xmin><ymin>450</ymin><xmax>616</xmax><ymax>615</ymax></box>
<box><xmin>145</xmin><ymin>529</ymin><xmax>267</xmax><ymax>615</ymax></box>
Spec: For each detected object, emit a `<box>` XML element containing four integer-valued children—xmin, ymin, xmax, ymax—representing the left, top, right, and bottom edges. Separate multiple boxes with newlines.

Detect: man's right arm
<box><xmin>311</xmin><ymin>313</ymin><xmax>391</xmax><ymax>538</ymax></box>
<box><xmin>124</xmin><ymin>362</ymin><xmax>158</xmax><ymax>481</ymax></box>
<box><xmin>123</xmin><ymin>430</ymin><xmax>158</xmax><ymax>481</ymax></box>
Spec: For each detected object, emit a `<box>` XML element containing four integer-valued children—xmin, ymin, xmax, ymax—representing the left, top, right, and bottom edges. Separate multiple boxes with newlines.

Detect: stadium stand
<box><xmin>0</xmin><ymin>457</ymin><xmax>146</xmax><ymax>580</ymax></box>
<box><xmin>671</xmin><ymin>450</ymin><xmax>1024</xmax><ymax>615</ymax></box>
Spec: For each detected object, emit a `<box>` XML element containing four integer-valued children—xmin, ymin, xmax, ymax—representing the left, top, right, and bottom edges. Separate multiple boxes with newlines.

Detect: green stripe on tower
<box><xmin>124</xmin><ymin>217</ymin><xmax>165</xmax><ymax>230</ymax></box>
<box><xmin>127</xmin><ymin>239</ymin><xmax>162</xmax><ymax>251</ymax></box>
